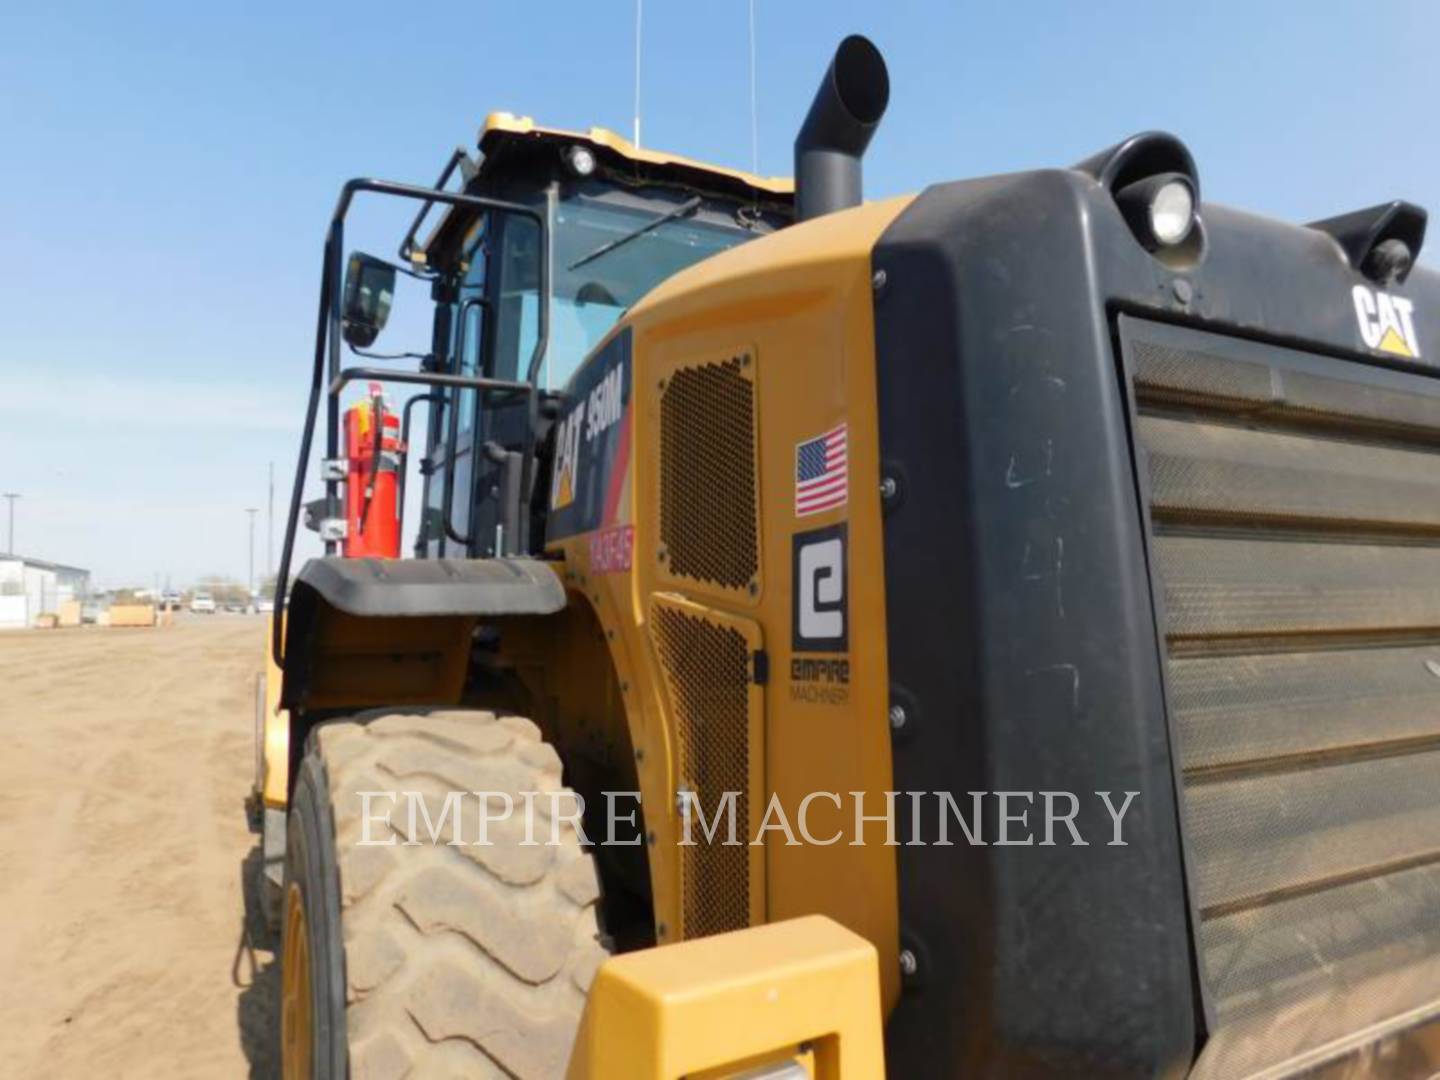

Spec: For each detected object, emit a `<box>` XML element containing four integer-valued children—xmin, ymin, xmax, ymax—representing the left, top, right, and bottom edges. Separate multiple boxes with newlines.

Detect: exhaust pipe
<box><xmin>794</xmin><ymin>35</ymin><xmax>890</xmax><ymax>222</ymax></box>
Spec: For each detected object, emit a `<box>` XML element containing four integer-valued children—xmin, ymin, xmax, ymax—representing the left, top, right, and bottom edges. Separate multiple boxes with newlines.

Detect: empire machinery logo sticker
<box><xmin>1352</xmin><ymin>284</ymin><xmax>1422</xmax><ymax>360</ymax></box>
<box><xmin>791</xmin><ymin>523</ymin><xmax>851</xmax><ymax>705</ymax></box>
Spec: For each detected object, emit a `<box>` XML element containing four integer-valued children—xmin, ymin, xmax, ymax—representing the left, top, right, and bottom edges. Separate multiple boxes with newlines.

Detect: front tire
<box><xmin>281</xmin><ymin>709</ymin><xmax>610</xmax><ymax>1079</ymax></box>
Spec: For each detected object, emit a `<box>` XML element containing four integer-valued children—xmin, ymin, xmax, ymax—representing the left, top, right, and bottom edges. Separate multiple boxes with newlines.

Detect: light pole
<box><xmin>2</xmin><ymin>493</ymin><xmax>18</xmax><ymax>555</ymax></box>
<box><xmin>245</xmin><ymin>507</ymin><xmax>259</xmax><ymax>597</ymax></box>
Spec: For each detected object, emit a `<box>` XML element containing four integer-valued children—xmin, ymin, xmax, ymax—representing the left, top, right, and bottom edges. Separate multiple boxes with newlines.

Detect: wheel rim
<box><xmin>281</xmin><ymin>881</ymin><xmax>314</xmax><ymax>1080</ymax></box>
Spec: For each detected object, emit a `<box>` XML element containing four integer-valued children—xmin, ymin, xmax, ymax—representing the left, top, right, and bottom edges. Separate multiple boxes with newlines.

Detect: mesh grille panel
<box><xmin>650</xmin><ymin>602</ymin><xmax>751</xmax><ymax>938</ymax></box>
<box><xmin>1134</xmin><ymin>338</ymin><xmax>1276</xmax><ymax>409</ymax></box>
<box><xmin>1196</xmin><ymin>861</ymin><xmax>1440</xmax><ymax>1080</ymax></box>
<box><xmin>1156</xmin><ymin>536</ymin><xmax>1440</xmax><ymax>643</ymax></box>
<box><xmin>659</xmin><ymin>356</ymin><xmax>759</xmax><ymax>591</ymax></box>
<box><xmin>1141</xmin><ymin>415</ymin><xmax>1440</xmax><ymax>534</ymax></box>
<box><xmin>1134</xmin><ymin>337</ymin><xmax>1440</xmax><ymax>442</ymax></box>
<box><xmin>1124</xmin><ymin>318</ymin><xmax>1440</xmax><ymax>1078</ymax></box>
<box><xmin>1169</xmin><ymin>647</ymin><xmax>1440</xmax><ymax>770</ymax></box>
<box><xmin>1186</xmin><ymin>750</ymin><xmax>1440</xmax><ymax>914</ymax></box>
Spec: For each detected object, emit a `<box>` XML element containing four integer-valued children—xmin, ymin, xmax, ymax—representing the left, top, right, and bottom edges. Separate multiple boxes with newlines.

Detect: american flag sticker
<box><xmin>795</xmin><ymin>422</ymin><xmax>849</xmax><ymax>517</ymax></box>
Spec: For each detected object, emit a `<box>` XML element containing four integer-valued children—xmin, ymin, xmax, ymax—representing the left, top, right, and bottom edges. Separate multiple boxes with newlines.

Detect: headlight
<box><xmin>1115</xmin><ymin>171</ymin><xmax>1197</xmax><ymax>251</ymax></box>
<box><xmin>565</xmin><ymin>145</ymin><xmax>597</xmax><ymax>177</ymax></box>
<box><xmin>1149</xmin><ymin>178</ymin><xmax>1194</xmax><ymax>245</ymax></box>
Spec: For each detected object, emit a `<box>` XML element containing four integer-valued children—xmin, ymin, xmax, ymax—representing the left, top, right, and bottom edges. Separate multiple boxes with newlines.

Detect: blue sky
<box><xmin>2</xmin><ymin>1</ymin><xmax>1437</xmax><ymax>588</ymax></box>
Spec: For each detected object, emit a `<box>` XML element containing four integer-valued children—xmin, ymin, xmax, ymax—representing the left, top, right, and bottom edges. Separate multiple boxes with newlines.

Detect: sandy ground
<box><xmin>0</xmin><ymin>616</ymin><xmax>277</xmax><ymax>1078</ymax></box>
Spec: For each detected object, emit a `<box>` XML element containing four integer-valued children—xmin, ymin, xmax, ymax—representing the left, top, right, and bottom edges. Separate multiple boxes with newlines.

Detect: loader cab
<box><xmin>412</xmin><ymin>116</ymin><xmax>792</xmax><ymax>558</ymax></box>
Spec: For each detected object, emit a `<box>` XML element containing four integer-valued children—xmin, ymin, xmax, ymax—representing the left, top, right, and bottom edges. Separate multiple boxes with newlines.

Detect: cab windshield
<box><xmin>490</xmin><ymin>189</ymin><xmax>766</xmax><ymax>389</ymax></box>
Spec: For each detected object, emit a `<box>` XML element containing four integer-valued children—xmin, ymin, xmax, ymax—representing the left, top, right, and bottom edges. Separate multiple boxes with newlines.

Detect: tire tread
<box><xmin>316</xmin><ymin>709</ymin><xmax>607</xmax><ymax>1080</ymax></box>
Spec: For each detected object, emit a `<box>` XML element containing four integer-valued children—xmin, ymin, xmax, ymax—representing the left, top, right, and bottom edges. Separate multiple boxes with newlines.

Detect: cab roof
<box><xmin>414</xmin><ymin>114</ymin><xmax>794</xmax><ymax>265</ymax></box>
<box><xmin>478</xmin><ymin>112</ymin><xmax>794</xmax><ymax>197</ymax></box>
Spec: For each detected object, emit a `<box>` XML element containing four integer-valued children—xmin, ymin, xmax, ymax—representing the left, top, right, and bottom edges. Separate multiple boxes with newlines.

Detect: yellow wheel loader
<box><xmin>251</xmin><ymin>33</ymin><xmax>1440</xmax><ymax>1079</ymax></box>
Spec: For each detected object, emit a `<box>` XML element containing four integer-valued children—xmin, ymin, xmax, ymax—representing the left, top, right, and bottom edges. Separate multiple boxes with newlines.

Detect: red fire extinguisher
<box><xmin>343</xmin><ymin>383</ymin><xmax>401</xmax><ymax>558</ymax></box>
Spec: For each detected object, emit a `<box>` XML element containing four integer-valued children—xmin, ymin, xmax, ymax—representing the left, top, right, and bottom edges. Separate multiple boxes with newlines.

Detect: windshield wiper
<box><xmin>568</xmin><ymin>196</ymin><xmax>703</xmax><ymax>271</ymax></box>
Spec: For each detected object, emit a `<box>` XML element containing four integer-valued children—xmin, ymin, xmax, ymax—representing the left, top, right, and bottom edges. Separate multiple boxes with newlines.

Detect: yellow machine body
<box><xmin>531</xmin><ymin>194</ymin><xmax>914</xmax><ymax>1008</ymax></box>
<box><xmin>261</xmin><ymin>109</ymin><xmax>919</xmax><ymax>1077</ymax></box>
<box><xmin>264</xmin><ymin>191</ymin><xmax>914</xmax><ymax>995</ymax></box>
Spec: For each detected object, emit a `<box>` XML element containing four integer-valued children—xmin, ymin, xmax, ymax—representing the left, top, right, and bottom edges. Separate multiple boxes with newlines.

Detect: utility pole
<box><xmin>2</xmin><ymin>493</ymin><xmax>19</xmax><ymax>555</ymax></box>
<box><xmin>266</xmin><ymin>461</ymin><xmax>274</xmax><ymax>581</ymax></box>
<box><xmin>245</xmin><ymin>507</ymin><xmax>259</xmax><ymax>597</ymax></box>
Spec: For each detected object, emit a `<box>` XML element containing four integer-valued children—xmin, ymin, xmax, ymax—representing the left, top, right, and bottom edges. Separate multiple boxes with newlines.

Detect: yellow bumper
<box><xmin>568</xmin><ymin>915</ymin><xmax>884</xmax><ymax>1079</ymax></box>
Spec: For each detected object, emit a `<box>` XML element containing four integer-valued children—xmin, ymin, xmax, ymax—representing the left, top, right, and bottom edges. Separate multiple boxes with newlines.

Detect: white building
<box><xmin>0</xmin><ymin>556</ymin><xmax>91</xmax><ymax>629</ymax></box>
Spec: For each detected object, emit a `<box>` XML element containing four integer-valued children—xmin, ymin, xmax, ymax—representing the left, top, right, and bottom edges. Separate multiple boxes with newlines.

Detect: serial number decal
<box><xmin>589</xmin><ymin>525</ymin><xmax>634</xmax><ymax>574</ymax></box>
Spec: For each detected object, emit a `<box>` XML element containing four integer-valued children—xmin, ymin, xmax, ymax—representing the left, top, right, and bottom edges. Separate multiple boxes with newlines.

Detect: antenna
<box><xmin>748</xmin><ymin>0</ymin><xmax>759</xmax><ymax>174</ymax></box>
<box><xmin>633</xmin><ymin>0</ymin><xmax>643</xmax><ymax>147</ymax></box>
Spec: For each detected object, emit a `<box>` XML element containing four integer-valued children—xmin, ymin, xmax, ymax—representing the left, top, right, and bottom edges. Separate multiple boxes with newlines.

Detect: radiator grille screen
<box><xmin>1124</xmin><ymin>318</ymin><xmax>1440</xmax><ymax>1079</ymax></box>
<box><xmin>650</xmin><ymin>600</ymin><xmax>751</xmax><ymax>938</ymax></box>
<box><xmin>658</xmin><ymin>355</ymin><xmax>759</xmax><ymax>592</ymax></box>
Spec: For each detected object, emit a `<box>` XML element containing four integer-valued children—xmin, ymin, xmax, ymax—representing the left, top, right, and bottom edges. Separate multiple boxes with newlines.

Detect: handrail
<box><xmin>271</xmin><ymin>178</ymin><xmax>551</xmax><ymax>668</ymax></box>
<box><xmin>271</xmin><ymin>228</ymin><xmax>335</xmax><ymax>669</ymax></box>
<box><xmin>329</xmin><ymin>366</ymin><xmax>530</xmax><ymax>398</ymax></box>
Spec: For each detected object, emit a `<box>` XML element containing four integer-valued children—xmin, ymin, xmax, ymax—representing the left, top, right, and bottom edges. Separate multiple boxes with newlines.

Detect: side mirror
<box><xmin>342</xmin><ymin>252</ymin><xmax>396</xmax><ymax>348</ymax></box>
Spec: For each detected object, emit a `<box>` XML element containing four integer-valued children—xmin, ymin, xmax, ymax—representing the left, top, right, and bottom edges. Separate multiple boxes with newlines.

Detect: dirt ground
<box><xmin>0</xmin><ymin>616</ymin><xmax>277</xmax><ymax>1078</ymax></box>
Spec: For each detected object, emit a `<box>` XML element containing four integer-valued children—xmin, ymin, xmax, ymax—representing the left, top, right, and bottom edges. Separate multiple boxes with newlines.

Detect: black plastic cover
<box><xmin>870</xmin><ymin>144</ymin><xmax>1439</xmax><ymax>1076</ymax></box>
<box><xmin>872</xmin><ymin>170</ymin><xmax>1197</xmax><ymax>1078</ymax></box>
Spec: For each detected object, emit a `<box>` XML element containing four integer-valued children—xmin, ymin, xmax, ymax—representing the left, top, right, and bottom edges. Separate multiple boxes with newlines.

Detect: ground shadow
<box><xmin>236</xmin><ymin>843</ymin><xmax>279</xmax><ymax>1079</ymax></box>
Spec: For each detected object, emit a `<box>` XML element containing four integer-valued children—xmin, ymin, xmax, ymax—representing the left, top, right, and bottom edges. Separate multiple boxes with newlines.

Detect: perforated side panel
<box><xmin>1124</xmin><ymin>317</ymin><xmax>1440</xmax><ymax>1078</ymax></box>
<box><xmin>658</xmin><ymin>355</ymin><xmax>759</xmax><ymax>592</ymax></box>
<box><xmin>650</xmin><ymin>599</ymin><xmax>752</xmax><ymax>938</ymax></box>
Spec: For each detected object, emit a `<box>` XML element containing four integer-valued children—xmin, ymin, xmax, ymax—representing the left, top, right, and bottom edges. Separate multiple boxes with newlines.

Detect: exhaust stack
<box><xmin>794</xmin><ymin>35</ymin><xmax>890</xmax><ymax>222</ymax></box>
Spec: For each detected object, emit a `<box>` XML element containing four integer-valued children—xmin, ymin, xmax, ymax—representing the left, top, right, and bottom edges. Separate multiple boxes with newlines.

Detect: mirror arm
<box><xmin>346</xmin><ymin>344</ymin><xmax>433</xmax><ymax>364</ymax></box>
<box><xmin>353</xmin><ymin>252</ymin><xmax>434</xmax><ymax>281</ymax></box>
<box><xmin>392</xmin><ymin>260</ymin><xmax>437</xmax><ymax>282</ymax></box>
